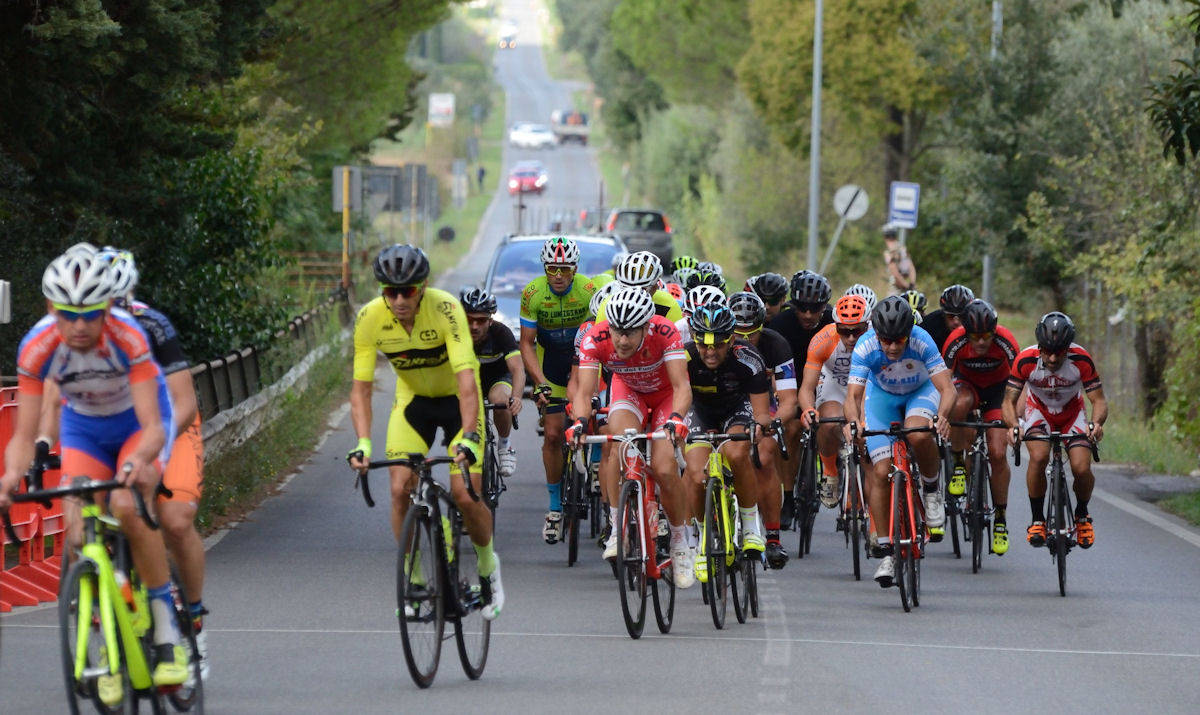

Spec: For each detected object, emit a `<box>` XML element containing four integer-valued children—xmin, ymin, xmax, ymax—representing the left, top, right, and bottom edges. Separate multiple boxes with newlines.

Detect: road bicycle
<box><xmin>794</xmin><ymin>413</ymin><xmax>844</xmax><ymax>558</ymax></box>
<box><xmin>1015</xmin><ymin>429</ymin><xmax>1100</xmax><ymax>597</ymax></box>
<box><xmin>579</xmin><ymin>429</ymin><xmax>679</xmax><ymax>639</ymax></box>
<box><xmin>4</xmin><ymin>463</ymin><xmax>204</xmax><ymax>713</ymax></box>
<box><xmin>833</xmin><ymin>434</ymin><xmax>871</xmax><ymax>581</ymax></box>
<box><xmin>480</xmin><ymin>401</ymin><xmax>516</xmax><ymax>516</ymax></box>
<box><xmin>856</xmin><ymin>422</ymin><xmax>941</xmax><ymax>613</ymax></box>
<box><xmin>356</xmin><ymin>454</ymin><xmax>492</xmax><ymax>688</ymax></box>
<box><xmin>565</xmin><ymin>400</ymin><xmax>610</xmax><ymax>565</ymax></box>
<box><xmin>949</xmin><ymin>415</ymin><xmax>1007</xmax><ymax>573</ymax></box>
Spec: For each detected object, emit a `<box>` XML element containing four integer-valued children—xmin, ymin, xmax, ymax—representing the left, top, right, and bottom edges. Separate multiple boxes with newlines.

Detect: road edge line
<box><xmin>1091</xmin><ymin>486</ymin><xmax>1200</xmax><ymax>549</ymax></box>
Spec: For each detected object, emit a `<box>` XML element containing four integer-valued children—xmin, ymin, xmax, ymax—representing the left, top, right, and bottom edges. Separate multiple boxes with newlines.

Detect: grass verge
<box><xmin>1099</xmin><ymin>413</ymin><xmax>1197</xmax><ymax>476</ymax></box>
<box><xmin>1160</xmin><ymin>492</ymin><xmax>1200</xmax><ymax>525</ymax></box>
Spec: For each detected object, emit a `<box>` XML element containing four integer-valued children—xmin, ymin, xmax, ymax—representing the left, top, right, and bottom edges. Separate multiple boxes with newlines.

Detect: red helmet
<box><xmin>664</xmin><ymin>282</ymin><xmax>684</xmax><ymax>300</ymax></box>
<box><xmin>834</xmin><ymin>294</ymin><xmax>869</xmax><ymax>326</ymax></box>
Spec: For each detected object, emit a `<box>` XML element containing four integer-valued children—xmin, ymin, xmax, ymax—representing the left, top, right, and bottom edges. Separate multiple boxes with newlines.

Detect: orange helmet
<box><xmin>834</xmin><ymin>294</ymin><xmax>869</xmax><ymax>326</ymax></box>
<box><xmin>665</xmin><ymin>282</ymin><xmax>684</xmax><ymax>301</ymax></box>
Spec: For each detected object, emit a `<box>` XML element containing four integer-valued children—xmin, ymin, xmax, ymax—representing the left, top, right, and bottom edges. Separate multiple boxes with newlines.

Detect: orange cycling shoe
<box><xmin>1026</xmin><ymin>521</ymin><xmax>1046</xmax><ymax>548</ymax></box>
<box><xmin>1075</xmin><ymin>516</ymin><xmax>1094</xmax><ymax>549</ymax></box>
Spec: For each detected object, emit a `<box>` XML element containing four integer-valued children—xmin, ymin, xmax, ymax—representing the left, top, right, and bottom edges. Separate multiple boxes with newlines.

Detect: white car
<box><xmin>508</xmin><ymin>123</ymin><xmax>557</xmax><ymax>149</ymax></box>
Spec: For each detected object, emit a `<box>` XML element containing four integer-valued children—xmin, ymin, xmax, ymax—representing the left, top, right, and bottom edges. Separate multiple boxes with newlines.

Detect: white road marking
<box><xmin>1091</xmin><ymin>487</ymin><xmax>1200</xmax><ymax>549</ymax></box>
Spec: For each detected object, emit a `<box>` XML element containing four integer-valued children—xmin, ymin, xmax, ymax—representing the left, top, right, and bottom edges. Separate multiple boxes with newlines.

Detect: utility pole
<box><xmin>983</xmin><ymin>0</ymin><xmax>1002</xmax><ymax>302</ymax></box>
<box><xmin>806</xmin><ymin>0</ymin><xmax>824</xmax><ymax>272</ymax></box>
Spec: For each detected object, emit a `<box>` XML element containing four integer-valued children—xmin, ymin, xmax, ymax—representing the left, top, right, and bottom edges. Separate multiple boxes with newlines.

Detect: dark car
<box><xmin>605</xmin><ymin>208</ymin><xmax>673</xmax><ymax>263</ymax></box>
<box><xmin>507</xmin><ymin>160</ymin><xmax>548</xmax><ymax>195</ymax></box>
<box><xmin>481</xmin><ymin>234</ymin><xmax>628</xmax><ymax>337</ymax></box>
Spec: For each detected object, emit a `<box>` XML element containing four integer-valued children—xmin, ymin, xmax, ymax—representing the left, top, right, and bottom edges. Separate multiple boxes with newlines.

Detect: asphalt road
<box><xmin>5</xmin><ymin>0</ymin><xmax>1200</xmax><ymax>711</ymax></box>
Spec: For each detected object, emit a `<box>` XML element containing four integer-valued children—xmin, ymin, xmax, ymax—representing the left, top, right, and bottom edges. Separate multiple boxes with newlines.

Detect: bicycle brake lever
<box><xmin>1012</xmin><ymin>427</ymin><xmax>1022</xmax><ymax>467</ymax></box>
<box><xmin>133</xmin><ymin>489</ymin><xmax>160</xmax><ymax>531</ymax></box>
<box><xmin>462</xmin><ymin>464</ymin><xmax>481</xmax><ymax>502</ymax></box>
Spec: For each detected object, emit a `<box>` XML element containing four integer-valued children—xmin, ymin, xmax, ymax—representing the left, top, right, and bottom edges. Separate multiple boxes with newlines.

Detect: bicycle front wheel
<box><xmin>564</xmin><ymin>462</ymin><xmax>582</xmax><ymax>567</ymax></box>
<box><xmin>168</xmin><ymin>570</ymin><xmax>204</xmax><ymax>713</ymax></box>
<box><xmin>969</xmin><ymin>452</ymin><xmax>988</xmax><ymax>573</ymax></box>
<box><xmin>892</xmin><ymin>478</ymin><xmax>912</xmax><ymax>613</ymax></box>
<box><xmin>449</xmin><ymin>506</ymin><xmax>491</xmax><ymax>680</ymax></box>
<box><xmin>616</xmin><ymin>480</ymin><xmax>647</xmax><ymax>638</ymax></box>
<box><xmin>1052</xmin><ymin>468</ymin><xmax>1070</xmax><ymax>597</ymax></box>
<box><xmin>703</xmin><ymin>480</ymin><xmax>728</xmax><ymax>629</ymax></box>
<box><xmin>730</xmin><ymin>497</ymin><xmax>749</xmax><ymax>625</ymax></box>
<box><xmin>847</xmin><ymin>472</ymin><xmax>863</xmax><ymax>581</ymax></box>
<box><xmin>60</xmin><ymin>558</ymin><xmax>128</xmax><ymax>715</ymax></box>
<box><xmin>651</xmin><ymin>524</ymin><xmax>675</xmax><ymax>634</ymax></box>
<box><xmin>396</xmin><ymin>505</ymin><xmax>445</xmax><ymax>688</ymax></box>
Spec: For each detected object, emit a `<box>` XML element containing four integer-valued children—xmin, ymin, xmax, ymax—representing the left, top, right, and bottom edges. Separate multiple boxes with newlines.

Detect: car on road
<box><xmin>605</xmin><ymin>208</ymin><xmax>674</xmax><ymax>263</ymax></box>
<box><xmin>498</xmin><ymin>21</ymin><xmax>517</xmax><ymax>49</ymax></box>
<box><xmin>481</xmin><ymin>234</ymin><xmax>628</xmax><ymax>337</ymax></box>
<box><xmin>550</xmin><ymin>109</ymin><xmax>589</xmax><ymax>145</ymax></box>
<box><xmin>508</xmin><ymin>122</ymin><xmax>557</xmax><ymax>149</ymax></box>
<box><xmin>507</xmin><ymin>160</ymin><xmax>548</xmax><ymax>195</ymax></box>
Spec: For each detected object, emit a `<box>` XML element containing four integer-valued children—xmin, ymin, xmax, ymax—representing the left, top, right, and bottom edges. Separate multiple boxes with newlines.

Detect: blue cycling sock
<box><xmin>548</xmin><ymin>482</ymin><xmax>562</xmax><ymax>511</ymax></box>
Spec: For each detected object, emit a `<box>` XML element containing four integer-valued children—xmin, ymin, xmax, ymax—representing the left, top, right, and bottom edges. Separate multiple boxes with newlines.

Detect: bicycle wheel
<box><xmin>448</xmin><ymin>506</ymin><xmax>491</xmax><ymax>680</ymax></box>
<box><xmin>396</xmin><ymin>504</ymin><xmax>445</xmax><ymax>688</ymax></box>
<box><xmin>1052</xmin><ymin>466</ymin><xmax>1070</xmax><ymax>597</ymax></box>
<box><xmin>564</xmin><ymin>462</ymin><xmax>581</xmax><ymax>567</ymax></box>
<box><xmin>651</xmin><ymin>528</ymin><xmax>675</xmax><ymax>634</ymax></box>
<box><xmin>60</xmin><ymin>559</ymin><xmax>129</xmax><ymax>715</ymax></box>
<box><xmin>848</xmin><ymin>472</ymin><xmax>862</xmax><ymax>581</ymax></box>
<box><xmin>730</xmin><ymin>496</ymin><xmax>749</xmax><ymax>625</ymax></box>
<box><xmin>589</xmin><ymin>468</ymin><xmax>602</xmax><ymax>539</ymax></box>
<box><xmin>909</xmin><ymin>483</ymin><xmax>923</xmax><ymax>608</ymax></box>
<box><xmin>970</xmin><ymin>451</ymin><xmax>988</xmax><ymax>573</ymax></box>
<box><xmin>946</xmin><ymin>492</ymin><xmax>962</xmax><ymax>559</ymax></box>
<box><xmin>616</xmin><ymin>480</ymin><xmax>647</xmax><ymax>638</ymax></box>
<box><xmin>746</xmin><ymin>554</ymin><xmax>759</xmax><ymax>618</ymax></box>
<box><xmin>167</xmin><ymin>572</ymin><xmax>204</xmax><ymax>713</ymax></box>
<box><xmin>892</xmin><ymin>477</ymin><xmax>911</xmax><ymax>613</ymax></box>
<box><xmin>703</xmin><ymin>479</ymin><xmax>728</xmax><ymax>629</ymax></box>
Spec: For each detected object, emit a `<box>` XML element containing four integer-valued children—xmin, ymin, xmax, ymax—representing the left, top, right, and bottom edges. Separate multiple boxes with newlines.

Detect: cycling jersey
<box><xmin>473</xmin><ymin>321</ymin><xmax>520</xmax><ymax>391</ymax></box>
<box><xmin>920</xmin><ymin>309</ymin><xmax>955</xmax><ymax>355</ymax></box>
<box><xmin>519</xmin><ymin>275</ymin><xmax>596</xmax><ymax>386</ymax></box>
<box><xmin>129</xmin><ymin>300</ymin><xmax>190</xmax><ymax>375</ymax></box>
<box><xmin>353</xmin><ymin>289</ymin><xmax>479</xmax><ymax>396</ymax></box>
<box><xmin>755</xmin><ymin>327</ymin><xmax>799</xmax><ymax>392</ymax></box>
<box><xmin>596</xmin><ymin>288</ymin><xmax>684</xmax><ymax>324</ymax></box>
<box><xmin>590</xmin><ymin>272</ymin><xmax>616</xmax><ymax>288</ymax></box>
<box><xmin>1007</xmin><ymin>344</ymin><xmax>1101</xmax><ymax>415</ymax></box>
<box><xmin>685</xmin><ymin>340</ymin><xmax>770</xmax><ymax>417</ymax></box>
<box><xmin>943</xmin><ymin>325</ymin><xmax>1019</xmax><ymax>388</ymax></box>
<box><xmin>577</xmin><ymin>316</ymin><xmax>685</xmax><ymax>393</ymax></box>
<box><xmin>767</xmin><ymin>305</ymin><xmax>834</xmax><ymax>366</ymax></box>
<box><xmin>804</xmin><ymin>323</ymin><xmax>853</xmax><ymax>406</ymax></box>
<box><xmin>848</xmin><ymin>326</ymin><xmax>947</xmax><ymax>395</ymax></box>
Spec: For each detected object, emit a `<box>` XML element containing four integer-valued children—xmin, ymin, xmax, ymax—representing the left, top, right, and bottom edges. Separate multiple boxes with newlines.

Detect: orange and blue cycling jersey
<box><xmin>17</xmin><ymin>308</ymin><xmax>174</xmax><ymax>478</ymax></box>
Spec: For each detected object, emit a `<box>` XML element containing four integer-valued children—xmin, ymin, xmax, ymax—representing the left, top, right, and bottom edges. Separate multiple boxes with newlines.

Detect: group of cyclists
<box><xmin>0</xmin><ymin>234</ymin><xmax>1111</xmax><ymax>701</ymax></box>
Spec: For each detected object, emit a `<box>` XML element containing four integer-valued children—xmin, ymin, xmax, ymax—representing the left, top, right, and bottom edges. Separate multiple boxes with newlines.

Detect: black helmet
<box><xmin>872</xmin><ymin>295</ymin><xmax>915</xmax><ymax>341</ymax></box>
<box><xmin>460</xmin><ymin>287</ymin><xmax>497</xmax><ymax>314</ymax></box>
<box><xmin>789</xmin><ymin>270</ymin><xmax>832</xmax><ymax>305</ymax></box>
<box><xmin>1035</xmin><ymin>311</ymin><xmax>1076</xmax><ymax>352</ymax></box>
<box><xmin>374</xmin><ymin>244</ymin><xmax>430</xmax><ymax>285</ymax></box>
<box><xmin>727</xmin><ymin>291</ymin><xmax>766</xmax><ymax>330</ymax></box>
<box><xmin>686</xmin><ymin>269</ymin><xmax>726</xmax><ymax>293</ymax></box>
<box><xmin>689</xmin><ymin>304</ymin><xmax>737</xmax><ymax>341</ymax></box>
<box><xmin>961</xmin><ymin>299</ymin><xmax>998</xmax><ymax>334</ymax></box>
<box><xmin>939</xmin><ymin>284</ymin><xmax>975</xmax><ymax>316</ymax></box>
<box><xmin>745</xmin><ymin>272</ymin><xmax>788</xmax><ymax>304</ymax></box>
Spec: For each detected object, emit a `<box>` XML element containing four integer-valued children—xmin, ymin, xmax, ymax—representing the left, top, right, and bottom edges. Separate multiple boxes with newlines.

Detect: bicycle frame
<box><xmin>888</xmin><ymin>439</ymin><xmax>927</xmax><ymax>560</ymax></box>
<box><xmin>689</xmin><ymin>434</ymin><xmax>745</xmax><ymax>570</ymax></box>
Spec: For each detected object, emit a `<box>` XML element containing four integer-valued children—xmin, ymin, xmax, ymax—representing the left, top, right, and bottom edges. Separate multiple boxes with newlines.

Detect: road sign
<box><xmin>833</xmin><ymin>184</ymin><xmax>869</xmax><ymax>221</ymax></box>
<box><xmin>888</xmin><ymin>181</ymin><xmax>920</xmax><ymax>229</ymax></box>
<box><xmin>429</xmin><ymin>93</ymin><xmax>455</xmax><ymax>127</ymax></box>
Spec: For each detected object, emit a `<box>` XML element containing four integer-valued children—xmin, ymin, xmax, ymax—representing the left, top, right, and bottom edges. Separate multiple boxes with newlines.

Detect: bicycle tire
<box><xmin>703</xmin><ymin>479</ymin><xmax>728</xmax><ymax>629</ymax></box>
<box><xmin>1053</xmin><ymin>462</ymin><xmax>1070</xmax><ymax>597</ymax></box>
<box><xmin>448</xmin><ymin>506</ymin><xmax>491</xmax><ymax>681</ymax></box>
<box><xmin>893</xmin><ymin>476</ymin><xmax>911</xmax><ymax>613</ymax></box>
<box><xmin>747</xmin><ymin>554</ymin><xmax>759</xmax><ymax>618</ymax></box>
<box><xmin>651</xmin><ymin>529</ymin><xmax>675</xmax><ymax>634</ymax></box>
<box><xmin>910</xmin><ymin>483</ymin><xmax>923</xmax><ymax>609</ymax></box>
<box><xmin>564</xmin><ymin>463</ymin><xmax>581</xmax><ymax>567</ymax></box>
<box><xmin>60</xmin><ymin>558</ymin><xmax>129</xmax><ymax>715</ymax></box>
<box><xmin>802</xmin><ymin>456</ymin><xmax>821</xmax><ymax>555</ymax></box>
<box><xmin>616</xmin><ymin>480</ymin><xmax>647</xmax><ymax>638</ymax></box>
<box><xmin>947</xmin><ymin>494</ymin><xmax>962</xmax><ymax>559</ymax></box>
<box><xmin>167</xmin><ymin>571</ymin><xmax>204</xmax><ymax>713</ymax></box>
<box><xmin>730</xmin><ymin>494</ymin><xmax>749</xmax><ymax>625</ymax></box>
<box><xmin>969</xmin><ymin>450</ymin><xmax>985</xmax><ymax>573</ymax></box>
<box><xmin>588</xmin><ymin>471</ymin><xmax>602</xmax><ymax>540</ymax></box>
<box><xmin>396</xmin><ymin>505</ymin><xmax>445</xmax><ymax>688</ymax></box>
<box><xmin>849</xmin><ymin>475</ymin><xmax>863</xmax><ymax>581</ymax></box>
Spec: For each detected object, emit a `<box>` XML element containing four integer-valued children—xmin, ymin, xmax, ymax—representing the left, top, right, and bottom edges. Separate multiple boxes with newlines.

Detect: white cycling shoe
<box><xmin>873</xmin><ymin>555</ymin><xmax>896</xmax><ymax>588</ymax></box>
<box><xmin>923</xmin><ymin>490</ymin><xmax>945</xmax><ymax>529</ymax></box>
<box><xmin>671</xmin><ymin>546</ymin><xmax>696</xmax><ymax>589</ymax></box>
<box><xmin>498</xmin><ymin>447</ymin><xmax>516</xmax><ymax>477</ymax></box>
<box><xmin>482</xmin><ymin>555</ymin><xmax>504</xmax><ymax>621</ymax></box>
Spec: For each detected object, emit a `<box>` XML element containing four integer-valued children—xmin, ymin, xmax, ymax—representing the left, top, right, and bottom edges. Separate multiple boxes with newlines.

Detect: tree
<box><xmin>1147</xmin><ymin>0</ymin><xmax>1200</xmax><ymax>164</ymax></box>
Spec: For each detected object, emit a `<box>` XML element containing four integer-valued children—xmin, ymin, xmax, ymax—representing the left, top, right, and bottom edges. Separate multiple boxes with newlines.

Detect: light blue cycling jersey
<box><xmin>848</xmin><ymin>326</ymin><xmax>947</xmax><ymax>394</ymax></box>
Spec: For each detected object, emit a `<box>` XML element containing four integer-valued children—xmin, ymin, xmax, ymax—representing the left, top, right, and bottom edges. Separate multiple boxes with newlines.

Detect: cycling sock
<box><xmin>473</xmin><ymin>539</ymin><xmax>497</xmax><ymax>577</ymax></box>
<box><xmin>1029</xmin><ymin>496</ymin><xmax>1045</xmax><ymax>522</ymax></box>
<box><xmin>147</xmin><ymin>583</ymin><xmax>180</xmax><ymax>645</ymax></box>
<box><xmin>766</xmin><ymin>528</ymin><xmax>780</xmax><ymax>545</ymax></box>
<box><xmin>994</xmin><ymin>505</ymin><xmax>1006</xmax><ymax>526</ymax></box>
<box><xmin>1074</xmin><ymin>500</ymin><xmax>1090</xmax><ymax>520</ymax></box>
<box><xmin>608</xmin><ymin>506</ymin><xmax>618</xmax><ymax>532</ymax></box>
<box><xmin>669</xmin><ymin>524</ymin><xmax>688</xmax><ymax>549</ymax></box>
<box><xmin>547</xmin><ymin>482</ymin><xmax>562</xmax><ymax>511</ymax></box>
<box><xmin>822</xmin><ymin>461</ymin><xmax>838</xmax><ymax>478</ymax></box>
<box><xmin>739</xmin><ymin>506</ymin><xmax>761</xmax><ymax>535</ymax></box>
<box><xmin>498</xmin><ymin>437</ymin><xmax>510</xmax><ymax>450</ymax></box>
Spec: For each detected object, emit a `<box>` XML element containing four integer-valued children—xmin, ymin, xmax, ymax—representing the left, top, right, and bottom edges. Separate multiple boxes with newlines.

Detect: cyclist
<box><xmin>1002</xmin><ymin>312</ymin><xmax>1107</xmax><ymax>550</ymax></box>
<box><xmin>567</xmin><ymin>287</ymin><xmax>695</xmax><ymax>588</ymax></box>
<box><xmin>676</xmin><ymin>284</ymin><xmax>727</xmax><ymax>343</ymax></box>
<box><xmin>843</xmin><ymin>296</ymin><xmax>955</xmax><ymax>587</ymax></box>
<box><xmin>799</xmin><ymin>294</ymin><xmax>872</xmax><ymax>509</ymax></box>
<box><xmin>682</xmin><ymin>305</ymin><xmax>774</xmax><ymax>581</ymax></box>
<box><xmin>597</xmin><ymin>251</ymin><xmax>685</xmax><ymax>323</ymax></box>
<box><xmin>672</xmin><ymin>266</ymin><xmax>700</xmax><ymax>291</ymax></box>
<box><xmin>684</xmin><ymin>269</ymin><xmax>727</xmax><ymax>295</ymax></box>
<box><xmin>943</xmin><ymin>300</ymin><xmax>1020</xmax><ymax>554</ymax></box>
<box><xmin>768</xmin><ymin>271</ymin><xmax>834</xmax><ymax>527</ymax></box>
<box><xmin>844</xmin><ymin>283</ymin><xmax>879</xmax><ymax>314</ymax></box>
<box><xmin>0</xmin><ymin>246</ymin><xmax>188</xmax><ymax>686</ymax></box>
<box><xmin>519</xmin><ymin>237</ymin><xmax>597</xmax><ymax>544</ymax></box>
<box><xmin>461</xmin><ymin>288</ymin><xmax>525</xmax><ymax>478</ymax></box>
<box><xmin>745</xmin><ymin>272</ymin><xmax>789</xmax><ymax>321</ymax></box>
<box><xmin>922</xmin><ymin>284</ymin><xmax>975</xmax><ymax>354</ymax></box>
<box><xmin>728</xmin><ymin>291</ymin><xmax>796</xmax><ymax>567</ymax></box>
<box><xmin>901</xmin><ymin>289</ymin><xmax>927</xmax><ymax>324</ymax></box>
<box><xmin>670</xmin><ymin>255</ymin><xmax>700</xmax><ymax>276</ymax></box>
<box><xmin>348</xmin><ymin>245</ymin><xmax>503</xmax><ymax>620</ymax></box>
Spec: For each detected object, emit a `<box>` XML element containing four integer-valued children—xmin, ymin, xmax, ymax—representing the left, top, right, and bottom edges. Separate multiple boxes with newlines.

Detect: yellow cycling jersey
<box><xmin>353</xmin><ymin>288</ymin><xmax>479</xmax><ymax>396</ymax></box>
<box><xmin>596</xmin><ymin>288</ymin><xmax>684</xmax><ymax>324</ymax></box>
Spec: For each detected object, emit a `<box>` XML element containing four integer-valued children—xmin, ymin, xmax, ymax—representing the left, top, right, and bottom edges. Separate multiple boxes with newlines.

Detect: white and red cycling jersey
<box><xmin>1008</xmin><ymin>344</ymin><xmax>1102</xmax><ymax>432</ymax></box>
<box><xmin>577</xmin><ymin>316</ymin><xmax>686</xmax><ymax>425</ymax></box>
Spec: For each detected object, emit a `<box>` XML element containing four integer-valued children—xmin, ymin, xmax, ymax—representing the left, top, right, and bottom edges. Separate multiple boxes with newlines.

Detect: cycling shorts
<box><xmin>482</xmin><ymin>372</ymin><xmax>513</xmax><ymax>396</ymax></box>
<box><xmin>1024</xmin><ymin>402</ymin><xmax>1090</xmax><ymax>450</ymax></box>
<box><xmin>863</xmin><ymin>380</ymin><xmax>939</xmax><ymax>463</ymax></box>
<box><xmin>688</xmin><ymin>400</ymin><xmax>754</xmax><ymax>434</ymax></box>
<box><xmin>161</xmin><ymin>414</ymin><xmax>204</xmax><ymax>505</ymax></box>
<box><xmin>387</xmin><ymin>388</ymin><xmax>485</xmax><ymax>474</ymax></box>
<box><xmin>609</xmin><ymin>379</ymin><xmax>674</xmax><ymax>431</ymax></box>
<box><xmin>953</xmin><ymin>378</ymin><xmax>1005</xmax><ymax>421</ymax></box>
<box><xmin>815</xmin><ymin>375</ymin><xmax>847</xmax><ymax>408</ymax></box>
<box><xmin>61</xmin><ymin>384</ymin><xmax>175</xmax><ymax>482</ymax></box>
<box><xmin>539</xmin><ymin>376</ymin><xmax>568</xmax><ymax>415</ymax></box>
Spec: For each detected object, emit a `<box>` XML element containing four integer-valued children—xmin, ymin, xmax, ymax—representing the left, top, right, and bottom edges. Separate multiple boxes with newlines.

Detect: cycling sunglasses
<box><xmin>837</xmin><ymin>325</ymin><xmax>868</xmax><ymax>338</ymax></box>
<box><xmin>544</xmin><ymin>264</ymin><xmax>576</xmax><ymax>276</ymax></box>
<box><xmin>878</xmin><ymin>335</ymin><xmax>909</xmax><ymax>347</ymax></box>
<box><xmin>53</xmin><ymin>302</ymin><xmax>107</xmax><ymax>322</ymax></box>
<box><xmin>968</xmin><ymin>331</ymin><xmax>995</xmax><ymax>342</ymax></box>
<box><xmin>382</xmin><ymin>283</ymin><xmax>424</xmax><ymax>299</ymax></box>
<box><xmin>793</xmin><ymin>301</ymin><xmax>827</xmax><ymax>313</ymax></box>
<box><xmin>735</xmin><ymin>326</ymin><xmax>762</xmax><ymax>338</ymax></box>
<box><xmin>697</xmin><ymin>332</ymin><xmax>734</xmax><ymax>347</ymax></box>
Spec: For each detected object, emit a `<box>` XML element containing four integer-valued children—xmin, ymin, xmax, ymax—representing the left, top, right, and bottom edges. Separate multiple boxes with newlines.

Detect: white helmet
<box><xmin>588</xmin><ymin>281</ymin><xmax>618</xmax><ymax>318</ymax></box>
<box><xmin>606</xmin><ymin>285</ymin><xmax>656</xmax><ymax>329</ymax></box>
<box><xmin>672</xmin><ymin>266</ymin><xmax>699</xmax><ymax>287</ymax></box>
<box><xmin>540</xmin><ymin>236</ymin><xmax>580</xmax><ymax>265</ymax></box>
<box><xmin>614</xmin><ymin>251</ymin><xmax>662</xmax><ymax>289</ymax></box>
<box><xmin>844</xmin><ymin>283</ymin><xmax>878</xmax><ymax>313</ymax></box>
<box><xmin>99</xmin><ymin>247</ymin><xmax>139</xmax><ymax>299</ymax></box>
<box><xmin>64</xmin><ymin>241</ymin><xmax>100</xmax><ymax>256</ymax></box>
<box><xmin>684</xmin><ymin>285</ymin><xmax>727</xmax><ymax>315</ymax></box>
<box><xmin>42</xmin><ymin>249</ymin><xmax>115</xmax><ymax>305</ymax></box>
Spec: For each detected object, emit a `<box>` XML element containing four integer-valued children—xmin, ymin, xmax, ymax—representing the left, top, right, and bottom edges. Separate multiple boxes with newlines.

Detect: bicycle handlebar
<box><xmin>948</xmin><ymin>419</ymin><xmax>1006</xmax><ymax>430</ymax></box>
<box><xmin>484</xmin><ymin>401</ymin><xmax>518</xmax><ymax>431</ymax></box>
<box><xmin>356</xmin><ymin>454</ymin><xmax>478</xmax><ymax>506</ymax></box>
<box><xmin>579</xmin><ymin>430</ymin><xmax>670</xmax><ymax>444</ymax></box>
<box><xmin>2</xmin><ymin>475</ymin><xmax>159</xmax><ymax>545</ymax></box>
<box><xmin>1018</xmin><ymin>430</ymin><xmax>1101</xmax><ymax>462</ymax></box>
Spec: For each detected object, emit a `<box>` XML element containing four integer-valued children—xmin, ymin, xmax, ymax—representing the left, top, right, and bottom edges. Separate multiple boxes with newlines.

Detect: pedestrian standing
<box><xmin>882</xmin><ymin>223</ymin><xmax>917</xmax><ymax>295</ymax></box>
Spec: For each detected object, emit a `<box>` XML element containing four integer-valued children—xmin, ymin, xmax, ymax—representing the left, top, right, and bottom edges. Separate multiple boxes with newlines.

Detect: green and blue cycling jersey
<box><xmin>519</xmin><ymin>275</ymin><xmax>597</xmax><ymax>386</ymax></box>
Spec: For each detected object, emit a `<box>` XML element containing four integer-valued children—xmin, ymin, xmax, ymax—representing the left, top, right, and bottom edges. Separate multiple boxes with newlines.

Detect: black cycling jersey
<box><xmin>473</xmin><ymin>321</ymin><xmax>520</xmax><ymax>390</ymax></box>
<box><xmin>685</xmin><ymin>339</ymin><xmax>770</xmax><ymax>415</ymax></box>
<box><xmin>921</xmin><ymin>309</ymin><xmax>953</xmax><ymax>355</ymax></box>
<box><xmin>767</xmin><ymin>305</ymin><xmax>834</xmax><ymax>365</ymax></box>
<box><xmin>129</xmin><ymin>301</ymin><xmax>190</xmax><ymax>375</ymax></box>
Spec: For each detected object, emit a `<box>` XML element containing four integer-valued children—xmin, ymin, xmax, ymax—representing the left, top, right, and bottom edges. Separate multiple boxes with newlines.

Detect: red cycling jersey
<box><xmin>577</xmin><ymin>316</ymin><xmax>686</xmax><ymax>393</ymax></box>
<box><xmin>943</xmin><ymin>325</ymin><xmax>1020</xmax><ymax>388</ymax></box>
<box><xmin>1007</xmin><ymin>344</ymin><xmax>1102</xmax><ymax>416</ymax></box>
